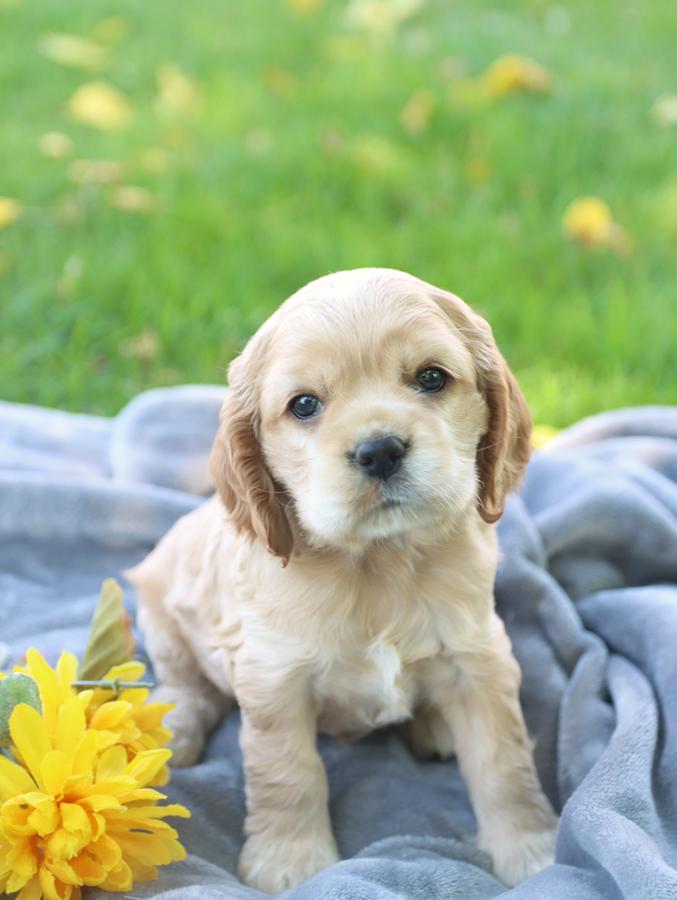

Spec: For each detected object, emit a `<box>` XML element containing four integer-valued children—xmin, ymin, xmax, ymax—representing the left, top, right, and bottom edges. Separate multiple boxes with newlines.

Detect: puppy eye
<box><xmin>290</xmin><ymin>394</ymin><xmax>323</xmax><ymax>419</ymax></box>
<box><xmin>415</xmin><ymin>367</ymin><xmax>447</xmax><ymax>393</ymax></box>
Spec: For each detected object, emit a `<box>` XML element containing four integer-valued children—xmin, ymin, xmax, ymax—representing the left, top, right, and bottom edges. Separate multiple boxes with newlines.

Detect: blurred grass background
<box><xmin>1</xmin><ymin>0</ymin><xmax>675</xmax><ymax>425</ymax></box>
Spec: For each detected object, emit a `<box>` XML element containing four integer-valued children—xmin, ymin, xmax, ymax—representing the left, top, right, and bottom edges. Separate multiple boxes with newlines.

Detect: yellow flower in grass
<box><xmin>14</xmin><ymin>652</ymin><xmax>173</xmax><ymax>787</ymax></box>
<box><xmin>562</xmin><ymin>197</ymin><xmax>633</xmax><ymax>254</ymax></box>
<box><xmin>0</xmin><ymin>701</ymin><xmax>189</xmax><ymax>899</ymax></box>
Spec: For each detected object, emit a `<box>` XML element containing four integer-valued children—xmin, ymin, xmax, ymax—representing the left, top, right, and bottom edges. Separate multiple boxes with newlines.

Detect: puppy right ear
<box><xmin>210</xmin><ymin>379</ymin><xmax>293</xmax><ymax>564</ymax></box>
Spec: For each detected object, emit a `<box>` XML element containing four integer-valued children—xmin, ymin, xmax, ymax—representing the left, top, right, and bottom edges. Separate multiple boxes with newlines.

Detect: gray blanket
<box><xmin>2</xmin><ymin>387</ymin><xmax>677</xmax><ymax>900</ymax></box>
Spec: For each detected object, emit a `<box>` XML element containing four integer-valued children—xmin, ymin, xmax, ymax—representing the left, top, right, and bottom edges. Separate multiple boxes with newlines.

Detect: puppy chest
<box><xmin>314</xmin><ymin>640</ymin><xmax>422</xmax><ymax>735</ymax></box>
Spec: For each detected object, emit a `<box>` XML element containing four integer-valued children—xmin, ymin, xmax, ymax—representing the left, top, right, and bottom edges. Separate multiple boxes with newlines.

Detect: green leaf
<box><xmin>0</xmin><ymin>674</ymin><xmax>42</xmax><ymax>748</ymax></box>
<box><xmin>78</xmin><ymin>578</ymin><xmax>135</xmax><ymax>682</ymax></box>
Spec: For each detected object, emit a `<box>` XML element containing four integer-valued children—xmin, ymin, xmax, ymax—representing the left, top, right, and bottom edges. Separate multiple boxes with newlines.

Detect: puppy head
<box><xmin>210</xmin><ymin>269</ymin><xmax>531</xmax><ymax>559</ymax></box>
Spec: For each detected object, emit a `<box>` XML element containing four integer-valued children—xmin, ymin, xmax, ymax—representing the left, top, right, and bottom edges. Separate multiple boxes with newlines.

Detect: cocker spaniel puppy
<box><xmin>128</xmin><ymin>268</ymin><xmax>557</xmax><ymax>892</ymax></box>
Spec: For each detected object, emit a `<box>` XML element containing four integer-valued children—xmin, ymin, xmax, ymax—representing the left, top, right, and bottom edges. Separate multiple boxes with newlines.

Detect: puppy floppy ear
<box><xmin>473</xmin><ymin>334</ymin><xmax>532</xmax><ymax>523</ymax></box>
<box><xmin>432</xmin><ymin>289</ymin><xmax>532</xmax><ymax>523</ymax></box>
<box><xmin>209</xmin><ymin>364</ymin><xmax>293</xmax><ymax>564</ymax></box>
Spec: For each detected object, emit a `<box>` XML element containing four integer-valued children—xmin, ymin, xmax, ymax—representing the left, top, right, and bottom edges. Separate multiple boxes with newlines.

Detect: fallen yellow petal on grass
<box><xmin>38</xmin><ymin>131</ymin><xmax>74</xmax><ymax>159</ymax></box>
<box><xmin>400</xmin><ymin>90</ymin><xmax>435</xmax><ymax>135</ymax></box>
<box><xmin>0</xmin><ymin>197</ymin><xmax>21</xmax><ymax>229</ymax></box>
<box><xmin>109</xmin><ymin>186</ymin><xmax>156</xmax><ymax>213</ymax></box>
<box><xmin>69</xmin><ymin>159</ymin><xmax>125</xmax><ymax>185</ymax></box>
<box><xmin>39</xmin><ymin>33</ymin><xmax>108</xmax><ymax>71</ymax></box>
<box><xmin>483</xmin><ymin>53</ymin><xmax>553</xmax><ymax>97</ymax></box>
<box><xmin>155</xmin><ymin>64</ymin><xmax>201</xmax><ymax>118</ymax></box>
<box><xmin>651</xmin><ymin>94</ymin><xmax>677</xmax><ymax>128</ymax></box>
<box><xmin>68</xmin><ymin>81</ymin><xmax>131</xmax><ymax>131</ymax></box>
<box><xmin>562</xmin><ymin>196</ymin><xmax>633</xmax><ymax>254</ymax></box>
<box><xmin>452</xmin><ymin>53</ymin><xmax>553</xmax><ymax>107</ymax></box>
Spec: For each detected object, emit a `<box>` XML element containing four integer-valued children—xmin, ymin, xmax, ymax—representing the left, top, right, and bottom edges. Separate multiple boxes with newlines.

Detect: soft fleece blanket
<box><xmin>1</xmin><ymin>387</ymin><xmax>677</xmax><ymax>900</ymax></box>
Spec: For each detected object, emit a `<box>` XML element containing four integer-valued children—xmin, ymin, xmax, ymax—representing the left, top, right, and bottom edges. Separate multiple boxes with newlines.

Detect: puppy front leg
<box><xmin>431</xmin><ymin>615</ymin><xmax>558</xmax><ymax>885</ymax></box>
<box><xmin>237</xmin><ymin>675</ymin><xmax>339</xmax><ymax>893</ymax></box>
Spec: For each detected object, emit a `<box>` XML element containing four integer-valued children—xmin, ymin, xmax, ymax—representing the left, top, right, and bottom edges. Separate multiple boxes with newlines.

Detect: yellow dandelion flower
<box><xmin>562</xmin><ymin>197</ymin><xmax>633</xmax><ymax>254</ymax></box>
<box><xmin>482</xmin><ymin>54</ymin><xmax>553</xmax><ymax>98</ymax></box>
<box><xmin>0</xmin><ymin>702</ymin><xmax>189</xmax><ymax>900</ymax></box>
<box><xmin>68</xmin><ymin>82</ymin><xmax>131</xmax><ymax>131</ymax></box>
<box><xmin>452</xmin><ymin>54</ymin><xmax>553</xmax><ymax>108</ymax></box>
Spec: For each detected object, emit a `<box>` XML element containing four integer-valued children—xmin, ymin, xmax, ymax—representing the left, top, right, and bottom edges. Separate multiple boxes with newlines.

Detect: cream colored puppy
<box><xmin>128</xmin><ymin>268</ymin><xmax>558</xmax><ymax>893</ymax></box>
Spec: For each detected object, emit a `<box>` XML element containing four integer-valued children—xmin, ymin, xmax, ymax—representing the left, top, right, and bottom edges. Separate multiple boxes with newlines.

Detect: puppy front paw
<box><xmin>239</xmin><ymin>831</ymin><xmax>340</xmax><ymax>893</ymax></box>
<box><xmin>486</xmin><ymin>824</ymin><xmax>557</xmax><ymax>886</ymax></box>
<box><xmin>167</xmin><ymin>726</ymin><xmax>205</xmax><ymax>768</ymax></box>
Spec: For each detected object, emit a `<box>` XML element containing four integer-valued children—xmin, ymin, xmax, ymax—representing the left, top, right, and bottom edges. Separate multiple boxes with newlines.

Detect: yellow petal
<box><xmin>101</xmin><ymin>661</ymin><xmax>146</xmax><ymax>683</ymax></box>
<box><xmin>96</xmin><ymin>744</ymin><xmax>128</xmax><ymax>781</ymax></box>
<box><xmin>562</xmin><ymin>196</ymin><xmax>631</xmax><ymax>254</ymax></box>
<box><xmin>68</xmin><ymin>82</ymin><xmax>131</xmax><ymax>131</ymax></box>
<box><xmin>482</xmin><ymin>53</ymin><xmax>553</xmax><ymax>97</ymax></box>
<box><xmin>71</xmin><ymin>729</ymin><xmax>103</xmax><ymax>776</ymax></box>
<box><xmin>40</xmin><ymin>750</ymin><xmax>71</xmax><ymax>795</ymax></box>
<box><xmin>16</xmin><ymin>874</ymin><xmax>42</xmax><ymax>900</ymax></box>
<box><xmin>98</xmin><ymin>859</ymin><xmax>132</xmax><ymax>891</ymax></box>
<box><xmin>26</xmin><ymin>796</ymin><xmax>59</xmax><ymax>836</ymax></box>
<box><xmin>7</xmin><ymin>837</ymin><xmax>38</xmax><ymax>887</ymax></box>
<box><xmin>55</xmin><ymin>651</ymin><xmax>78</xmax><ymax>687</ymax></box>
<box><xmin>42</xmin><ymin>858</ymin><xmax>81</xmax><ymax>888</ymax></box>
<box><xmin>22</xmin><ymin>648</ymin><xmax>64</xmax><ymax>727</ymax></box>
<box><xmin>56</xmin><ymin>695</ymin><xmax>86</xmax><ymax>754</ymax></box>
<box><xmin>123</xmin><ymin>749</ymin><xmax>171</xmax><ymax>787</ymax></box>
<box><xmin>0</xmin><ymin>197</ymin><xmax>22</xmax><ymax>229</ymax></box>
<box><xmin>89</xmin><ymin>700</ymin><xmax>132</xmax><ymax>731</ymax></box>
<box><xmin>0</xmin><ymin>753</ymin><xmax>37</xmax><ymax>799</ymax></box>
<box><xmin>9</xmin><ymin>704</ymin><xmax>51</xmax><ymax>786</ymax></box>
<box><xmin>60</xmin><ymin>802</ymin><xmax>90</xmax><ymax>835</ymax></box>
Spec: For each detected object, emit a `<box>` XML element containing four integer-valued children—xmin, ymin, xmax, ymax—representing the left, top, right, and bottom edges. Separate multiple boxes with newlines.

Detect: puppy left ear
<box><xmin>474</xmin><ymin>340</ymin><xmax>532</xmax><ymax>523</ymax></box>
<box><xmin>210</xmin><ymin>372</ymin><xmax>293</xmax><ymax>564</ymax></box>
<box><xmin>430</xmin><ymin>286</ymin><xmax>532</xmax><ymax>523</ymax></box>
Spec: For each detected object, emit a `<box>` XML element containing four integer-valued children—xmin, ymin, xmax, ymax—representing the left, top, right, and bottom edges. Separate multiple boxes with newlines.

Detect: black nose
<box><xmin>354</xmin><ymin>435</ymin><xmax>407</xmax><ymax>481</ymax></box>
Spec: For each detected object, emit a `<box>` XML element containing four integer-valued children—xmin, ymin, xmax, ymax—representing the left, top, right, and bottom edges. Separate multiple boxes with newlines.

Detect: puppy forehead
<box><xmin>263</xmin><ymin>281</ymin><xmax>473</xmax><ymax>392</ymax></box>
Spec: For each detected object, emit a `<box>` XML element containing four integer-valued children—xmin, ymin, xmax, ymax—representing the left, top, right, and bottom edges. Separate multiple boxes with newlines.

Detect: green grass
<box><xmin>1</xmin><ymin>0</ymin><xmax>675</xmax><ymax>425</ymax></box>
